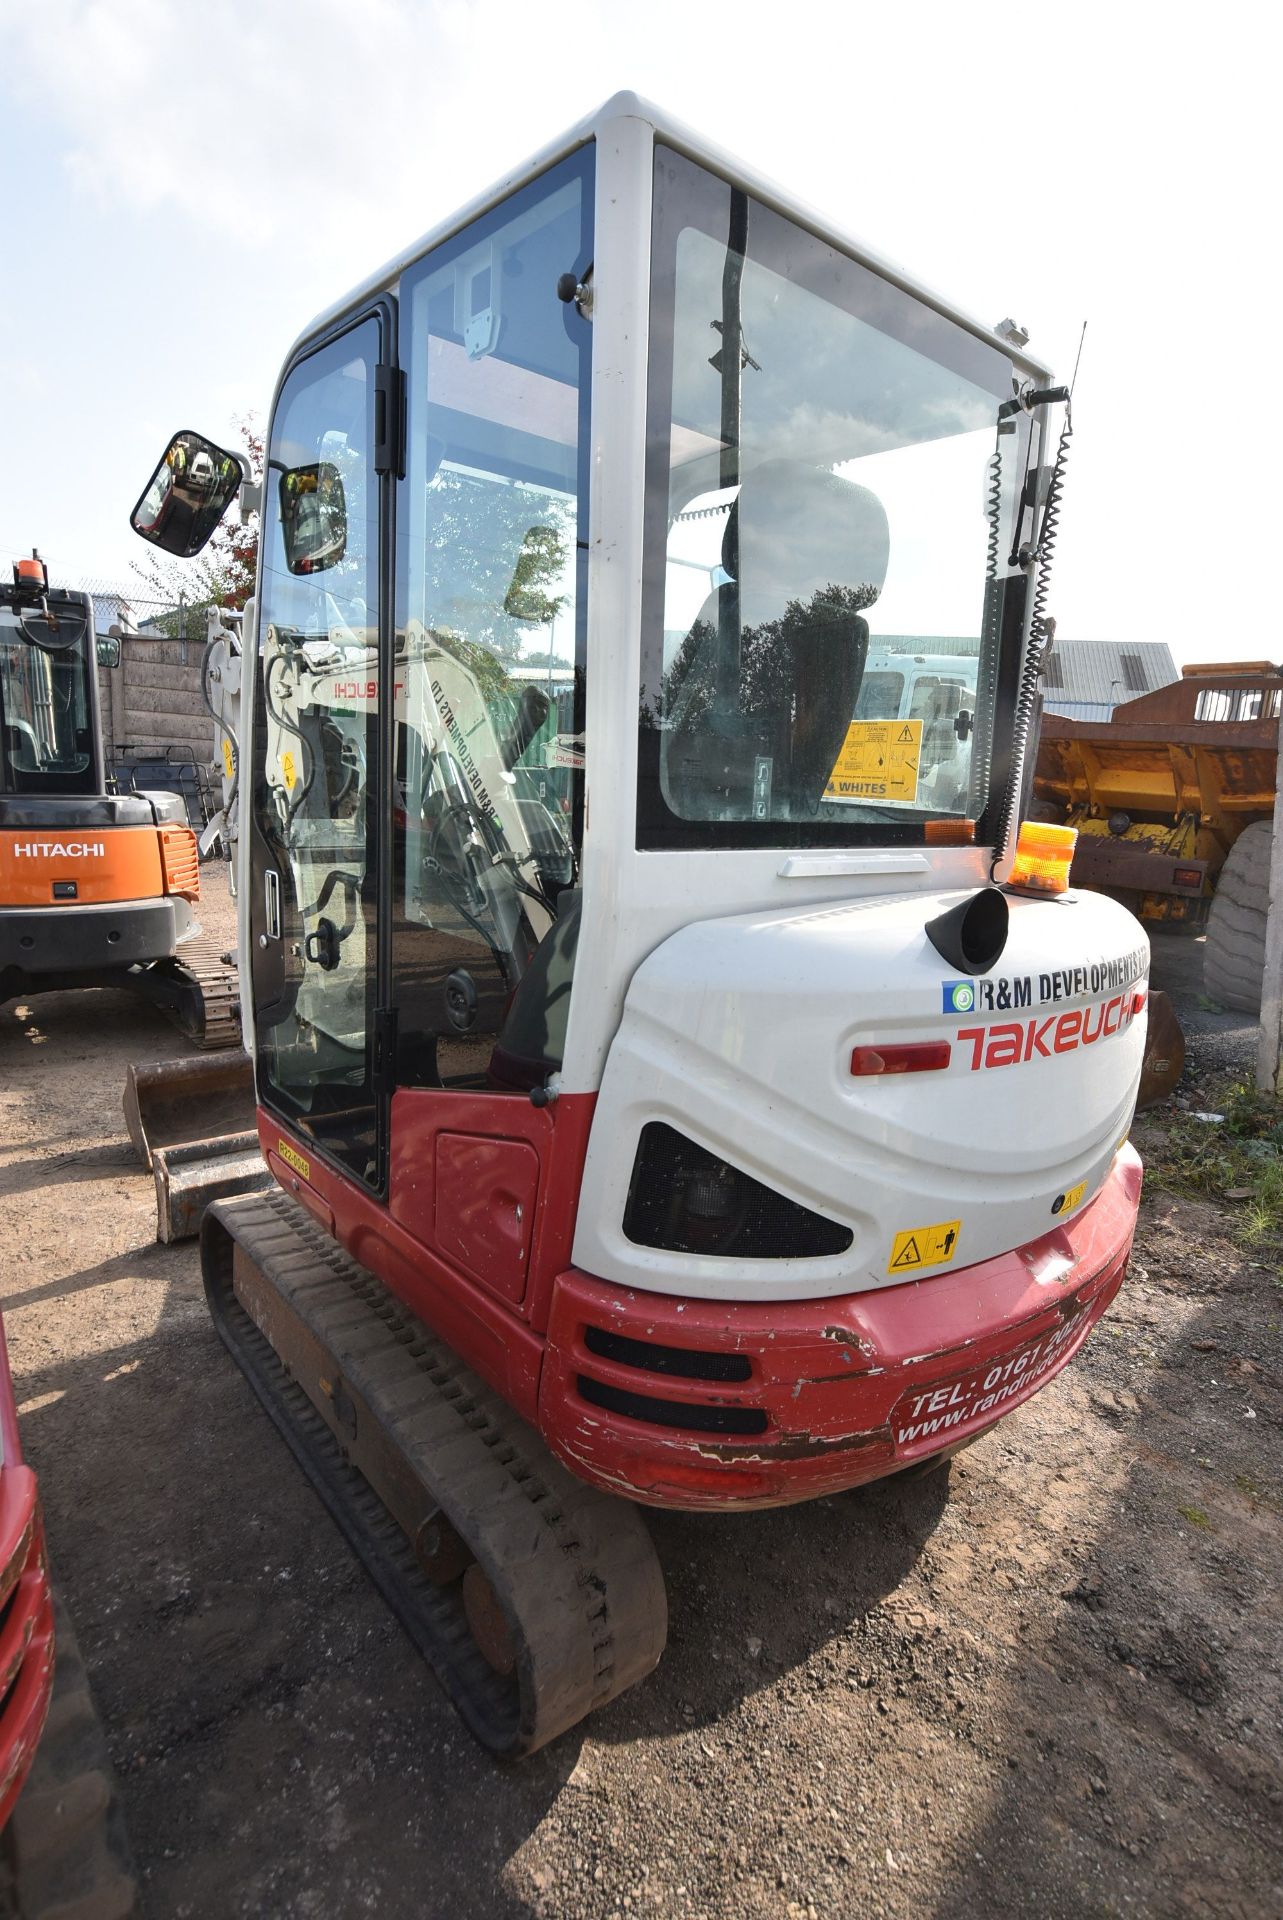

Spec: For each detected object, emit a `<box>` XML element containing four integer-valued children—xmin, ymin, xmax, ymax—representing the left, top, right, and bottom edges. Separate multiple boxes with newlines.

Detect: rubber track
<box><xmin>201</xmin><ymin>1190</ymin><xmax>666</xmax><ymax>1757</ymax></box>
<box><xmin>169</xmin><ymin>934</ymin><xmax>242</xmax><ymax>1050</ymax></box>
<box><xmin>0</xmin><ymin>1597</ymin><xmax>137</xmax><ymax>1920</ymax></box>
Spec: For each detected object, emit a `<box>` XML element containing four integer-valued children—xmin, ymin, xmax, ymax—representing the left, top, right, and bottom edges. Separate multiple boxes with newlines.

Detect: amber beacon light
<box><xmin>1008</xmin><ymin>821</ymin><xmax>1077</xmax><ymax>895</ymax></box>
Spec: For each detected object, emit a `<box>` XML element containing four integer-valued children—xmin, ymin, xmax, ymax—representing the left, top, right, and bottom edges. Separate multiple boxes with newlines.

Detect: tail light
<box><xmin>851</xmin><ymin>1041</ymin><xmax>952</xmax><ymax>1076</ymax></box>
<box><xmin>159</xmin><ymin>827</ymin><xmax>200</xmax><ymax>901</ymax></box>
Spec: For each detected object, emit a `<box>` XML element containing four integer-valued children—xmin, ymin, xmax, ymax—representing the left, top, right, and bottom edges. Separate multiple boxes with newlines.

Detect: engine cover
<box><xmin>573</xmin><ymin>886</ymin><xmax>1148</xmax><ymax>1301</ymax></box>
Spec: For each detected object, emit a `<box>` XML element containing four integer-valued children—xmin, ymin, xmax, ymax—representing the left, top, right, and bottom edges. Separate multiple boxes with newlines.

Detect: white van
<box><xmin>823</xmin><ymin>648</ymin><xmax>979</xmax><ymax>813</ymax></box>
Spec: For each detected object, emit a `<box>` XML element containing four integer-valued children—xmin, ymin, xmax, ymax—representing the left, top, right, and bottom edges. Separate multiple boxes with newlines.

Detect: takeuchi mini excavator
<box><xmin>0</xmin><ymin>553</ymin><xmax>239</xmax><ymax>1045</ymax></box>
<box><xmin>130</xmin><ymin>95</ymin><xmax>1147</xmax><ymax>1757</ymax></box>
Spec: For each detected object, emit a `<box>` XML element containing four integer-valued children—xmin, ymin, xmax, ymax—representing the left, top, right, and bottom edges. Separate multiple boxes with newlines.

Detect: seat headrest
<box><xmin>724</xmin><ymin>459</ymin><xmax>890</xmax><ymax>630</ymax></box>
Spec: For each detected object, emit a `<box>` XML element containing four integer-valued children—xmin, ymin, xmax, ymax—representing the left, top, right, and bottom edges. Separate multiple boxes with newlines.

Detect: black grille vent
<box><xmin>622</xmin><ymin>1123</ymin><xmax>853</xmax><ymax>1259</ymax></box>
<box><xmin>577</xmin><ymin>1375</ymin><xmax>768</xmax><ymax>1436</ymax></box>
<box><xmin>584</xmin><ymin>1325</ymin><xmax>752</xmax><ymax>1382</ymax></box>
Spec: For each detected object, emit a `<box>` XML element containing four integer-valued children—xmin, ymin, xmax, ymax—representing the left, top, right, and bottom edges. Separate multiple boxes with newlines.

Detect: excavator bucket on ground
<box><xmin>123</xmin><ymin>1051</ymin><xmax>266</xmax><ymax>1243</ymax></box>
<box><xmin>1137</xmin><ymin>988</ymin><xmax>1186</xmax><ymax>1110</ymax></box>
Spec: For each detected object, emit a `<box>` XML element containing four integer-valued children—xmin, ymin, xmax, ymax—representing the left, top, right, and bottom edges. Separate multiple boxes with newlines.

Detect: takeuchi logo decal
<box><xmin>955</xmin><ymin>988</ymin><xmax>1144</xmax><ymax>1071</ymax></box>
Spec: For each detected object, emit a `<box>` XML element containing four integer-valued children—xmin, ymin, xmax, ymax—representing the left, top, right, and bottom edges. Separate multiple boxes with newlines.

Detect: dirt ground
<box><xmin>2</xmin><ymin>887</ymin><xmax>1281</xmax><ymax>1920</ymax></box>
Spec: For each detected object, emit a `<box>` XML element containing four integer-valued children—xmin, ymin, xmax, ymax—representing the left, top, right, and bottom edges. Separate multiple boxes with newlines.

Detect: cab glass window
<box><xmin>0</xmin><ymin>605</ymin><xmax>94</xmax><ymax>793</ymax></box>
<box><xmin>251</xmin><ymin>320</ymin><xmax>382</xmax><ymax>1183</ymax></box>
<box><xmin>393</xmin><ymin>148</ymin><xmax>592</xmax><ymax>1090</ymax></box>
<box><xmin>639</xmin><ymin>146</ymin><xmax>1035</xmax><ymax>849</ymax></box>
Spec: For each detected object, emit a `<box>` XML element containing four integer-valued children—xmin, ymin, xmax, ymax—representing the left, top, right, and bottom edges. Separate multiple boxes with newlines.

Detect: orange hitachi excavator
<box><xmin>0</xmin><ymin>551</ymin><xmax>239</xmax><ymax>1045</ymax></box>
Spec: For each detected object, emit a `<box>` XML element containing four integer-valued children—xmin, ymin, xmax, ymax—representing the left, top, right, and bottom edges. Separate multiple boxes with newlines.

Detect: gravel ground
<box><xmin>2</xmin><ymin>888</ymin><xmax>1281</xmax><ymax>1919</ymax></box>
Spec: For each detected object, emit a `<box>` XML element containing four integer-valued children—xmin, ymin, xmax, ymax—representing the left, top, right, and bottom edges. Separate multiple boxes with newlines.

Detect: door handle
<box><xmin>305</xmin><ymin>918</ymin><xmax>342</xmax><ymax>972</ymax></box>
<box><xmin>263</xmin><ymin>868</ymin><xmax>281</xmax><ymax>941</ymax></box>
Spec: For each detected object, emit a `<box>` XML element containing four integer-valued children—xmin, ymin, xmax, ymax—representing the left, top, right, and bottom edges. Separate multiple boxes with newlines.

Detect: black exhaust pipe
<box><xmin>924</xmin><ymin>887</ymin><xmax>1009</xmax><ymax>975</ymax></box>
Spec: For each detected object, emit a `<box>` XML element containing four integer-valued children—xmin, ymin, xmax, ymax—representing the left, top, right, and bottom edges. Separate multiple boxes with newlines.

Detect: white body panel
<box><xmin>561</xmin><ymin>101</ymin><xmax>1037</xmax><ymax>1094</ymax></box>
<box><xmin>573</xmin><ymin>886</ymin><xmax>1147</xmax><ymax>1301</ymax></box>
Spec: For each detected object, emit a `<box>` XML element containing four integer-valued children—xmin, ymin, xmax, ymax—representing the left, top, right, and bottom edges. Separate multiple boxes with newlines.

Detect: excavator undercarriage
<box><xmin>202</xmin><ymin>1190</ymin><xmax>667</xmax><ymax>1758</ymax></box>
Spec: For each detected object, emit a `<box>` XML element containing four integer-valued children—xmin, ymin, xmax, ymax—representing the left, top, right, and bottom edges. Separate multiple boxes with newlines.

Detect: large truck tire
<box><xmin>0</xmin><ymin>1597</ymin><xmax>137</xmax><ymax>1920</ymax></box>
<box><xmin>1203</xmin><ymin>821</ymin><xmax>1273</xmax><ymax>1015</ymax></box>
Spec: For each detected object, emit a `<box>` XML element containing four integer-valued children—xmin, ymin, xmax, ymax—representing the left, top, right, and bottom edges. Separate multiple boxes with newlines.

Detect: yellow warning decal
<box><xmin>281</xmin><ymin>750</ymin><xmax>298</xmax><ymax>791</ymax></box>
<box><xmin>277</xmin><ymin>1139</ymin><xmax>310</xmax><ymax>1181</ymax></box>
<box><xmin>888</xmin><ymin>1220</ymin><xmax>961</xmax><ymax>1274</ymax></box>
<box><xmin>825</xmin><ymin>719</ymin><xmax>922</xmax><ymax>805</ymax></box>
<box><xmin>1051</xmin><ymin>1180</ymin><xmax>1087</xmax><ymax>1217</ymax></box>
<box><xmin>221</xmin><ymin>736</ymin><xmax>235</xmax><ymax>780</ymax></box>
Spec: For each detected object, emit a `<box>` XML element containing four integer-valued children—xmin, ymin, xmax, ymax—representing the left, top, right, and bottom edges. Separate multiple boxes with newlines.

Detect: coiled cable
<box><xmin>990</xmin><ymin>401</ymin><xmax>1073</xmax><ymax>873</ymax></box>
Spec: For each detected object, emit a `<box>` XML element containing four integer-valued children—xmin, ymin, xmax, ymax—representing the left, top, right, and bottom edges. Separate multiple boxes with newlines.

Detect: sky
<box><xmin>0</xmin><ymin>0</ymin><xmax>1274</xmax><ymax>664</ymax></box>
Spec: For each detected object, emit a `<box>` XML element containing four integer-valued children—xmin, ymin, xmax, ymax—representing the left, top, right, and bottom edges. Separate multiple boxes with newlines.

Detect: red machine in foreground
<box><xmin>0</xmin><ymin>1318</ymin><xmax>53</xmax><ymax>1836</ymax></box>
<box><xmin>0</xmin><ymin>1318</ymin><xmax>135</xmax><ymax>1916</ymax></box>
<box><xmin>130</xmin><ymin>96</ymin><xmax>1146</xmax><ymax>1756</ymax></box>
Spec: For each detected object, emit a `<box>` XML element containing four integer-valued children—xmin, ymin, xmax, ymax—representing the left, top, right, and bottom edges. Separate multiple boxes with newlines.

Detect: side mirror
<box><xmin>279</xmin><ymin>463</ymin><xmax>347</xmax><ymax>576</ymax></box>
<box><xmin>96</xmin><ymin>636</ymin><xmax>121</xmax><ymax>668</ymax></box>
<box><xmin>130</xmin><ymin>431</ymin><xmax>244</xmax><ymax>558</ymax></box>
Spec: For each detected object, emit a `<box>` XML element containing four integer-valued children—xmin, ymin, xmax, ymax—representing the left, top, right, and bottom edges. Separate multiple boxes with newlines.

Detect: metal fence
<box><xmin>45</xmin><ymin>572</ymin><xmax>225</xmax><ymax>832</ymax></box>
<box><xmin>77</xmin><ymin>576</ymin><xmax>216</xmax><ymax>752</ymax></box>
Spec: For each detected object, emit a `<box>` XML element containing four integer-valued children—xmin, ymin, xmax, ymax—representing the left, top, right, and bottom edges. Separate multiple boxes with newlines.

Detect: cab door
<box><xmin>249</xmin><ymin>310</ymin><xmax>395</xmax><ymax>1191</ymax></box>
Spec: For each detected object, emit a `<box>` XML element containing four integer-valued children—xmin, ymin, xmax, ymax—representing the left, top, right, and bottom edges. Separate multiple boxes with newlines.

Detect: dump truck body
<box><xmin>1033</xmin><ymin>662</ymin><xmax>1281</xmax><ymax>923</ymax></box>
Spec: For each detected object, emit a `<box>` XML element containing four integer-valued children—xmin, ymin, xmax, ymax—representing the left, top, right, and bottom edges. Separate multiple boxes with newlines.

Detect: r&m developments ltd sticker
<box><xmin>940</xmin><ymin>946</ymin><xmax>1148</xmax><ymax>1019</ymax></box>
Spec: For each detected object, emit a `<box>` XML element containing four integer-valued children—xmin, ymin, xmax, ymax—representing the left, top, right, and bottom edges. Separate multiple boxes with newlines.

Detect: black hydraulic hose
<box><xmin>201</xmin><ymin>631</ymin><xmax>239</xmax><ymax>821</ymax></box>
<box><xmin>264</xmin><ymin>646</ymin><xmax>315</xmax><ymax>824</ymax></box>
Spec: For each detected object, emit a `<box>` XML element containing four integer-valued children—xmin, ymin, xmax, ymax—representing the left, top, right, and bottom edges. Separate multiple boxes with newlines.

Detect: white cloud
<box><xmin>0</xmin><ymin>0</ymin><xmax>1274</xmax><ymax>654</ymax></box>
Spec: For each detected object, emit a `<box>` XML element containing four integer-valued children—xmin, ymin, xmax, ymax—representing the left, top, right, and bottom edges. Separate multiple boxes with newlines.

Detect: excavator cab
<box><xmin>1</xmin><ymin>555</ymin><xmax>100</xmax><ymax>795</ymax></box>
<box><xmin>0</xmin><ymin>553</ymin><xmax>241</xmax><ymax>1046</ymax></box>
<box><xmin>133</xmin><ymin>96</ymin><xmax>1148</xmax><ymax>1758</ymax></box>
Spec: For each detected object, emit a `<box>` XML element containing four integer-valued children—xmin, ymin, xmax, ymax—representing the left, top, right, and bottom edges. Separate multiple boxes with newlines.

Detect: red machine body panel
<box><xmin>257</xmin><ymin>1091</ymin><xmax>598</xmax><ymax>1420</ymax></box>
<box><xmin>258</xmin><ymin>1094</ymin><xmax>1140</xmax><ymax>1511</ymax></box>
<box><xmin>0</xmin><ymin>1319</ymin><xmax>55</xmax><ymax>1831</ymax></box>
<box><xmin>540</xmin><ymin>1148</ymin><xmax>1139</xmax><ymax>1507</ymax></box>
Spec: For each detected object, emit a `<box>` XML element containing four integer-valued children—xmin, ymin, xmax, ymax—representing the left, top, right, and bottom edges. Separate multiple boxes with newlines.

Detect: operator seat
<box><xmin>488</xmin><ymin>890</ymin><xmax>581</xmax><ymax>1092</ymax></box>
<box><xmin>663</xmin><ymin>459</ymin><xmax>890</xmax><ymax>818</ymax></box>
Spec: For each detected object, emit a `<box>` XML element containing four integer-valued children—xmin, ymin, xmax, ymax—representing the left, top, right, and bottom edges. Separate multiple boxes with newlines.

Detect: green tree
<box><xmin>503</xmin><ymin>524</ymin><xmax>567</xmax><ymax>627</ymax></box>
<box><xmin>422</xmin><ymin>475</ymin><xmax>571</xmax><ymax>661</ymax></box>
<box><xmin>655</xmin><ymin>580</ymin><xmax>877</xmax><ymax>727</ymax></box>
<box><xmin>206</xmin><ymin>419</ymin><xmax>262</xmax><ymax>610</ymax></box>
